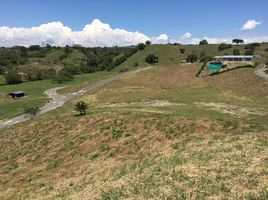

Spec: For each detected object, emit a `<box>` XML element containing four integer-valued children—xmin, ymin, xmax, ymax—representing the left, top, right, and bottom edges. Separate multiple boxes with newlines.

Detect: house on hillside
<box><xmin>214</xmin><ymin>55</ymin><xmax>253</xmax><ymax>63</ymax></box>
<box><xmin>9</xmin><ymin>91</ymin><xmax>25</xmax><ymax>99</ymax></box>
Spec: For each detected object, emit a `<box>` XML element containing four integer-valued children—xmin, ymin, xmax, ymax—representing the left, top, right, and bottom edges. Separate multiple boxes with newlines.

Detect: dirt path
<box><xmin>0</xmin><ymin>67</ymin><xmax>153</xmax><ymax>129</ymax></box>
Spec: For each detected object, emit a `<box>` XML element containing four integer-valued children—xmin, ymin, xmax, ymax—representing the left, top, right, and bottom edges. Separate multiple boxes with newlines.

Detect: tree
<box><xmin>232</xmin><ymin>39</ymin><xmax>244</xmax><ymax>45</ymax></box>
<box><xmin>74</xmin><ymin>101</ymin><xmax>88</xmax><ymax>115</ymax></box>
<box><xmin>199</xmin><ymin>40</ymin><xmax>208</xmax><ymax>45</ymax></box>
<box><xmin>145</xmin><ymin>40</ymin><xmax>151</xmax><ymax>45</ymax></box>
<box><xmin>54</xmin><ymin>70</ymin><xmax>74</xmax><ymax>83</ymax></box>
<box><xmin>24</xmin><ymin>107</ymin><xmax>40</xmax><ymax>118</ymax></box>
<box><xmin>233</xmin><ymin>49</ymin><xmax>240</xmax><ymax>55</ymax></box>
<box><xmin>4</xmin><ymin>71</ymin><xmax>22</xmax><ymax>84</ymax></box>
<box><xmin>180</xmin><ymin>48</ymin><xmax>185</xmax><ymax>54</ymax></box>
<box><xmin>218</xmin><ymin>43</ymin><xmax>232</xmax><ymax>51</ymax></box>
<box><xmin>186</xmin><ymin>54</ymin><xmax>198</xmax><ymax>63</ymax></box>
<box><xmin>137</xmin><ymin>43</ymin><xmax>146</xmax><ymax>50</ymax></box>
<box><xmin>145</xmin><ymin>54</ymin><xmax>159</xmax><ymax>64</ymax></box>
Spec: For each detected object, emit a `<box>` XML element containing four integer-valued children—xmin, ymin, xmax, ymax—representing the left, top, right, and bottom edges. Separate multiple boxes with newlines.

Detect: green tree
<box><xmin>145</xmin><ymin>54</ymin><xmax>159</xmax><ymax>64</ymax></box>
<box><xmin>233</xmin><ymin>49</ymin><xmax>240</xmax><ymax>55</ymax></box>
<box><xmin>145</xmin><ymin>40</ymin><xmax>151</xmax><ymax>45</ymax></box>
<box><xmin>186</xmin><ymin>54</ymin><xmax>198</xmax><ymax>63</ymax></box>
<box><xmin>232</xmin><ymin>39</ymin><xmax>244</xmax><ymax>45</ymax></box>
<box><xmin>74</xmin><ymin>101</ymin><xmax>88</xmax><ymax>115</ymax></box>
<box><xmin>218</xmin><ymin>43</ymin><xmax>232</xmax><ymax>51</ymax></box>
<box><xmin>4</xmin><ymin>71</ymin><xmax>22</xmax><ymax>84</ymax></box>
<box><xmin>137</xmin><ymin>43</ymin><xmax>146</xmax><ymax>50</ymax></box>
<box><xmin>199</xmin><ymin>40</ymin><xmax>208</xmax><ymax>45</ymax></box>
<box><xmin>180</xmin><ymin>48</ymin><xmax>185</xmax><ymax>54</ymax></box>
<box><xmin>54</xmin><ymin>70</ymin><xmax>74</xmax><ymax>83</ymax></box>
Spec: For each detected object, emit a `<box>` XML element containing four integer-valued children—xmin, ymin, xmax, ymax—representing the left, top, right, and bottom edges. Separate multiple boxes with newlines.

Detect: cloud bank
<box><xmin>242</xmin><ymin>20</ymin><xmax>262</xmax><ymax>31</ymax></box>
<box><xmin>0</xmin><ymin>19</ymin><xmax>267</xmax><ymax>47</ymax></box>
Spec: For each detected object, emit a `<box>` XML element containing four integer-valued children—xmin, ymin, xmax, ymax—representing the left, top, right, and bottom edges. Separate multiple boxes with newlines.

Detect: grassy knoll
<box><xmin>0</xmin><ymin>71</ymin><xmax>117</xmax><ymax>120</ymax></box>
<box><xmin>0</xmin><ymin>63</ymin><xmax>267</xmax><ymax>199</ymax></box>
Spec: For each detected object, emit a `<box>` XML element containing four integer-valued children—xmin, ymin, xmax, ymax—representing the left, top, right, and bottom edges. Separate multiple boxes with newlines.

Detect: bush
<box><xmin>180</xmin><ymin>48</ymin><xmax>185</xmax><ymax>54</ymax></box>
<box><xmin>54</xmin><ymin>70</ymin><xmax>74</xmax><ymax>83</ymax></box>
<box><xmin>233</xmin><ymin>49</ymin><xmax>240</xmax><ymax>55</ymax></box>
<box><xmin>186</xmin><ymin>54</ymin><xmax>198</xmax><ymax>63</ymax></box>
<box><xmin>74</xmin><ymin>101</ymin><xmax>88</xmax><ymax>115</ymax></box>
<box><xmin>145</xmin><ymin>40</ymin><xmax>151</xmax><ymax>45</ymax></box>
<box><xmin>4</xmin><ymin>71</ymin><xmax>22</xmax><ymax>84</ymax></box>
<box><xmin>218</xmin><ymin>43</ymin><xmax>232</xmax><ymax>51</ymax></box>
<box><xmin>137</xmin><ymin>43</ymin><xmax>146</xmax><ymax>50</ymax></box>
<box><xmin>199</xmin><ymin>40</ymin><xmax>208</xmax><ymax>45</ymax></box>
<box><xmin>145</xmin><ymin>54</ymin><xmax>159</xmax><ymax>64</ymax></box>
<box><xmin>264</xmin><ymin>48</ymin><xmax>268</xmax><ymax>52</ymax></box>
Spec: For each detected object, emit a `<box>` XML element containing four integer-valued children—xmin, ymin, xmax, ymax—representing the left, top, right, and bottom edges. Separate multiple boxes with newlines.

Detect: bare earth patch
<box><xmin>194</xmin><ymin>102</ymin><xmax>267</xmax><ymax>117</ymax></box>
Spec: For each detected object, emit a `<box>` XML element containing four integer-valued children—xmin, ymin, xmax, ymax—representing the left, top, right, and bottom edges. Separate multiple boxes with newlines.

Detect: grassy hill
<box><xmin>0</xmin><ymin>63</ymin><xmax>267</xmax><ymax>199</ymax></box>
<box><xmin>119</xmin><ymin>43</ymin><xmax>268</xmax><ymax>70</ymax></box>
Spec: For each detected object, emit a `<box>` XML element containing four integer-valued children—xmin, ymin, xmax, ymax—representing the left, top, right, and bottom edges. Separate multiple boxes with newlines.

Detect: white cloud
<box><xmin>0</xmin><ymin>19</ymin><xmax>149</xmax><ymax>47</ymax></box>
<box><xmin>0</xmin><ymin>19</ymin><xmax>267</xmax><ymax>47</ymax></box>
<box><xmin>242</xmin><ymin>20</ymin><xmax>262</xmax><ymax>31</ymax></box>
<box><xmin>181</xmin><ymin>32</ymin><xmax>192</xmax><ymax>39</ymax></box>
<box><xmin>152</xmin><ymin>34</ymin><xmax>169</xmax><ymax>44</ymax></box>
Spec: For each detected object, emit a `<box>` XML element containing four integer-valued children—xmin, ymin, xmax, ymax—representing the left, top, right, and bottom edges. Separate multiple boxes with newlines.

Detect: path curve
<box><xmin>0</xmin><ymin>66</ymin><xmax>153</xmax><ymax>129</ymax></box>
<box><xmin>255</xmin><ymin>65</ymin><xmax>268</xmax><ymax>80</ymax></box>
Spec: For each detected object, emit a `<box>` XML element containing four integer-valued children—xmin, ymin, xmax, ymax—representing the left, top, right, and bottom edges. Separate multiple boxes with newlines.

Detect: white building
<box><xmin>214</xmin><ymin>55</ymin><xmax>253</xmax><ymax>62</ymax></box>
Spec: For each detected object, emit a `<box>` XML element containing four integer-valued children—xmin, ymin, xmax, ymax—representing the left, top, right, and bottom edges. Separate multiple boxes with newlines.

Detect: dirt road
<box><xmin>0</xmin><ymin>66</ymin><xmax>153</xmax><ymax>129</ymax></box>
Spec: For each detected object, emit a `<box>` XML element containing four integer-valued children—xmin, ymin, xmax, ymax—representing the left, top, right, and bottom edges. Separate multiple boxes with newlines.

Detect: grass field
<box><xmin>0</xmin><ymin>63</ymin><xmax>267</xmax><ymax>199</ymax></box>
<box><xmin>0</xmin><ymin>71</ymin><xmax>117</xmax><ymax>120</ymax></box>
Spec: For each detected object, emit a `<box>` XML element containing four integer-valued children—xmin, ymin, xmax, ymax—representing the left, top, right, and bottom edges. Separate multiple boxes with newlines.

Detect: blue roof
<box><xmin>11</xmin><ymin>91</ymin><xmax>25</xmax><ymax>94</ymax></box>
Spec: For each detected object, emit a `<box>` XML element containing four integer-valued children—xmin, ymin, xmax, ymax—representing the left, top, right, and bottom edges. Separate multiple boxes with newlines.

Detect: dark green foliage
<box><xmin>232</xmin><ymin>39</ymin><xmax>244</xmax><ymax>45</ymax></box>
<box><xmin>180</xmin><ymin>48</ymin><xmax>185</xmax><ymax>54</ymax></box>
<box><xmin>137</xmin><ymin>43</ymin><xmax>146</xmax><ymax>50</ymax></box>
<box><xmin>218</xmin><ymin>43</ymin><xmax>232</xmax><ymax>51</ymax></box>
<box><xmin>74</xmin><ymin>101</ymin><xmax>88</xmax><ymax>115</ymax></box>
<box><xmin>28</xmin><ymin>45</ymin><xmax>41</xmax><ymax>51</ymax></box>
<box><xmin>233</xmin><ymin>49</ymin><xmax>240</xmax><ymax>55</ymax></box>
<box><xmin>186</xmin><ymin>54</ymin><xmax>198</xmax><ymax>63</ymax></box>
<box><xmin>196</xmin><ymin>61</ymin><xmax>208</xmax><ymax>77</ymax></box>
<box><xmin>199</xmin><ymin>40</ymin><xmax>208</xmax><ymax>45</ymax></box>
<box><xmin>0</xmin><ymin>65</ymin><xmax>5</xmax><ymax>74</ymax></box>
<box><xmin>4</xmin><ymin>71</ymin><xmax>22</xmax><ymax>84</ymax></box>
<box><xmin>264</xmin><ymin>48</ymin><xmax>268</xmax><ymax>52</ymax></box>
<box><xmin>145</xmin><ymin>54</ymin><xmax>159</xmax><ymax>64</ymax></box>
<box><xmin>54</xmin><ymin>70</ymin><xmax>74</xmax><ymax>83</ymax></box>
<box><xmin>145</xmin><ymin>40</ymin><xmax>151</xmax><ymax>45</ymax></box>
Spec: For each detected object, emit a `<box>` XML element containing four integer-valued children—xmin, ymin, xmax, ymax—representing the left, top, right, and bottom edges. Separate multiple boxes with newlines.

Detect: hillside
<box><xmin>0</xmin><ymin>63</ymin><xmax>267</xmax><ymax>199</ymax></box>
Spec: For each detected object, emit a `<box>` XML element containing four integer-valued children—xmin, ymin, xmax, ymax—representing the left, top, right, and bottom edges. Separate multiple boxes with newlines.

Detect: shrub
<box><xmin>74</xmin><ymin>101</ymin><xmax>88</xmax><ymax>115</ymax></box>
<box><xmin>145</xmin><ymin>54</ymin><xmax>159</xmax><ymax>64</ymax></box>
<box><xmin>4</xmin><ymin>71</ymin><xmax>22</xmax><ymax>84</ymax></box>
<box><xmin>218</xmin><ymin>43</ymin><xmax>232</xmax><ymax>51</ymax></box>
<box><xmin>54</xmin><ymin>70</ymin><xmax>74</xmax><ymax>83</ymax></box>
<box><xmin>264</xmin><ymin>48</ymin><xmax>268</xmax><ymax>52</ymax></box>
<box><xmin>186</xmin><ymin>54</ymin><xmax>198</xmax><ymax>63</ymax></box>
<box><xmin>233</xmin><ymin>49</ymin><xmax>240</xmax><ymax>55</ymax></box>
<box><xmin>180</xmin><ymin>48</ymin><xmax>185</xmax><ymax>54</ymax></box>
<box><xmin>137</xmin><ymin>43</ymin><xmax>146</xmax><ymax>50</ymax></box>
<box><xmin>199</xmin><ymin>40</ymin><xmax>208</xmax><ymax>45</ymax></box>
<box><xmin>145</xmin><ymin>40</ymin><xmax>151</xmax><ymax>45</ymax></box>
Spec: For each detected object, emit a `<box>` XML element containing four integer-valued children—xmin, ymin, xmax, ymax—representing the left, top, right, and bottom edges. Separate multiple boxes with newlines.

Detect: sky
<box><xmin>0</xmin><ymin>0</ymin><xmax>267</xmax><ymax>47</ymax></box>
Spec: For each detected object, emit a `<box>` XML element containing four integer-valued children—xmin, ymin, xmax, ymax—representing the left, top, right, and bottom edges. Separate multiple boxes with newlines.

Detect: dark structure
<box><xmin>9</xmin><ymin>91</ymin><xmax>25</xmax><ymax>99</ymax></box>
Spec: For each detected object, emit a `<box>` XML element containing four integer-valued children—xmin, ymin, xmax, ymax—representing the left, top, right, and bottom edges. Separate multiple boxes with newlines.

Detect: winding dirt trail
<box><xmin>0</xmin><ymin>66</ymin><xmax>153</xmax><ymax>129</ymax></box>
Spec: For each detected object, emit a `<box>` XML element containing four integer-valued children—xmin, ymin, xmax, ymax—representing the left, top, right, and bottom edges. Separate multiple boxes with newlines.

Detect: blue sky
<box><xmin>0</xmin><ymin>0</ymin><xmax>267</xmax><ymax>46</ymax></box>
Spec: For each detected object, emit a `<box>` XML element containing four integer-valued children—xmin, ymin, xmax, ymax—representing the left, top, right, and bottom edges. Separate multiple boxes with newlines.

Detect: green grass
<box><xmin>0</xmin><ymin>71</ymin><xmax>117</xmax><ymax>120</ymax></box>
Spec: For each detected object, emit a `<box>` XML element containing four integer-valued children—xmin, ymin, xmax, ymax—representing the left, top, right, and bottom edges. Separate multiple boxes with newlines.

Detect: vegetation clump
<box><xmin>186</xmin><ymin>54</ymin><xmax>198</xmax><ymax>63</ymax></box>
<box><xmin>4</xmin><ymin>70</ymin><xmax>22</xmax><ymax>84</ymax></box>
<box><xmin>145</xmin><ymin>54</ymin><xmax>159</xmax><ymax>64</ymax></box>
<box><xmin>199</xmin><ymin>39</ymin><xmax>208</xmax><ymax>45</ymax></box>
<box><xmin>74</xmin><ymin>101</ymin><xmax>88</xmax><ymax>115</ymax></box>
<box><xmin>218</xmin><ymin>43</ymin><xmax>232</xmax><ymax>51</ymax></box>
